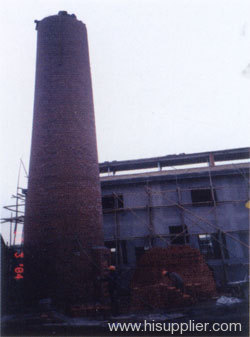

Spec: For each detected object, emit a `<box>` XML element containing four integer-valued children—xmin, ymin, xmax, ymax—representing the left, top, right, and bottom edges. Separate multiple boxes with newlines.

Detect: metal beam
<box><xmin>99</xmin><ymin>147</ymin><xmax>249</xmax><ymax>173</ymax></box>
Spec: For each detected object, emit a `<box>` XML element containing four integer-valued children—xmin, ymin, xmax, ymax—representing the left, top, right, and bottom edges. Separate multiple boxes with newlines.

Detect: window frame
<box><xmin>102</xmin><ymin>194</ymin><xmax>124</xmax><ymax>210</ymax></box>
<box><xmin>191</xmin><ymin>188</ymin><xmax>217</xmax><ymax>206</ymax></box>
<box><xmin>169</xmin><ymin>225</ymin><xmax>190</xmax><ymax>245</ymax></box>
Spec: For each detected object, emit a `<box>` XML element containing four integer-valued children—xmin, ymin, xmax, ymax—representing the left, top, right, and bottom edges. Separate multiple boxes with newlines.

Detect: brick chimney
<box><xmin>24</xmin><ymin>12</ymin><xmax>109</xmax><ymax>307</ymax></box>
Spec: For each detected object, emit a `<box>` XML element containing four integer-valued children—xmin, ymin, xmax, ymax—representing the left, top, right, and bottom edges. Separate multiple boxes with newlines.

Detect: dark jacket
<box><xmin>108</xmin><ymin>270</ymin><xmax>120</xmax><ymax>295</ymax></box>
<box><xmin>167</xmin><ymin>272</ymin><xmax>184</xmax><ymax>291</ymax></box>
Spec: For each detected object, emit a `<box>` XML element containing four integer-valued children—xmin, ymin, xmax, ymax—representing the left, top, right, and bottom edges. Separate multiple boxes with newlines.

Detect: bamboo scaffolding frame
<box><xmin>104</xmin><ymin>229</ymin><xmax>249</xmax><ymax>243</ymax></box>
<box><xmin>148</xmin><ymin>189</ymin><xmax>249</xmax><ymax>249</ymax></box>
<box><xmin>107</xmin><ymin>194</ymin><xmax>249</xmax><ymax>273</ymax></box>
<box><xmin>102</xmin><ymin>199</ymin><xmax>248</xmax><ymax>214</ymax></box>
<box><xmin>110</xmin><ymin>188</ymin><xmax>249</xmax><ymax>253</ymax></box>
<box><xmin>208</xmin><ymin>161</ymin><xmax>227</xmax><ymax>283</ymax></box>
<box><xmin>100</xmin><ymin>183</ymin><xmax>249</xmax><ymax>196</ymax></box>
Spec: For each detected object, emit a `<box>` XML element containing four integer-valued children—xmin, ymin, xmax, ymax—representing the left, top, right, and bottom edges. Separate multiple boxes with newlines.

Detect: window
<box><xmin>191</xmin><ymin>188</ymin><xmax>217</xmax><ymax>206</ymax></box>
<box><xmin>102</xmin><ymin>194</ymin><xmax>124</xmax><ymax>210</ymax></box>
<box><xmin>198</xmin><ymin>234</ymin><xmax>214</xmax><ymax>258</ymax></box>
<box><xmin>169</xmin><ymin>225</ymin><xmax>189</xmax><ymax>244</ymax></box>
<box><xmin>198</xmin><ymin>232</ymin><xmax>229</xmax><ymax>259</ymax></box>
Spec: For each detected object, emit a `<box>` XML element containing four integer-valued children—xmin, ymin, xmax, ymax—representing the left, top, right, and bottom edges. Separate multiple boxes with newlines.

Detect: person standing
<box><xmin>107</xmin><ymin>265</ymin><xmax>120</xmax><ymax>316</ymax></box>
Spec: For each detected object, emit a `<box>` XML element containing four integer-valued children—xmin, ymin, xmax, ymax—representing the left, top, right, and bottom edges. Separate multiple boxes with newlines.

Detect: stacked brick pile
<box><xmin>131</xmin><ymin>284</ymin><xmax>194</xmax><ymax>311</ymax></box>
<box><xmin>131</xmin><ymin>246</ymin><xmax>216</xmax><ymax>311</ymax></box>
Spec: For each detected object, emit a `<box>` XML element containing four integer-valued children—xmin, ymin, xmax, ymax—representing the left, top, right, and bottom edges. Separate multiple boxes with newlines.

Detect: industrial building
<box><xmin>99</xmin><ymin>147</ymin><xmax>249</xmax><ymax>286</ymax></box>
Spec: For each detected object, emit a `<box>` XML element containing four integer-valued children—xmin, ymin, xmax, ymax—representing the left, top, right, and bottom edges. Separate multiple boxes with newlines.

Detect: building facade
<box><xmin>100</xmin><ymin>148</ymin><xmax>249</xmax><ymax>286</ymax></box>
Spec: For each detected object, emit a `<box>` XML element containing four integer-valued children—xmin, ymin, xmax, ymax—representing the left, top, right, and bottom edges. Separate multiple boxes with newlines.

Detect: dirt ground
<box><xmin>1</xmin><ymin>298</ymin><xmax>249</xmax><ymax>337</ymax></box>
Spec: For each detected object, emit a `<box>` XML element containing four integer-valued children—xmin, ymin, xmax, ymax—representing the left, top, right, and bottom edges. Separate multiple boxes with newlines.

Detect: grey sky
<box><xmin>1</xmin><ymin>0</ymin><xmax>250</xmax><ymax>242</ymax></box>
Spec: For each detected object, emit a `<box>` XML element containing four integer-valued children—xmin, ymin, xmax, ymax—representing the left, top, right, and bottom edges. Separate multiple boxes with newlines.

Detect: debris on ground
<box><xmin>216</xmin><ymin>296</ymin><xmax>242</xmax><ymax>306</ymax></box>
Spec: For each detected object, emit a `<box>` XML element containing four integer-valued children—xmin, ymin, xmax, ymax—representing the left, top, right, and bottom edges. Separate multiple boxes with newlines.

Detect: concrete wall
<box><xmin>101</xmin><ymin>168</ymin><xmax>249</xmax><ymax>284</ymax></box>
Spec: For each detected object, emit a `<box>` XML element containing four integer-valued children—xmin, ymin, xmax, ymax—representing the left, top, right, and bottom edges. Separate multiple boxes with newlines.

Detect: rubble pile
<box><xmin>131</xmin><ymin>246</ymin><xmax>216</xmax><ymax>311</ymax></box>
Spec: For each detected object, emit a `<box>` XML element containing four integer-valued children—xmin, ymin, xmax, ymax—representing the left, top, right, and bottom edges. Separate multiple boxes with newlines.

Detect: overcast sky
<box><xmin>1</xmin><ymin>0</ymin><xmax>250</xmax><ymax>243</ymax></box>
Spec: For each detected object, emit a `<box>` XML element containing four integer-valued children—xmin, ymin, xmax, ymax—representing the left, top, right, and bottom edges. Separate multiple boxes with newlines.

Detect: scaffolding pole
<box><xmin>145</xmin><ymin>181</ymin><xmax>154</xmax><ymax>247</ymax></box>
<box><xmin>208</xmin><ymin>162</ymin><xmax>228</xmax><ymax>285</ymax></box>
<box><xmin>113</xmin><ymin>192</ymin><xmax>121</xmax><ymax>266</ymax></box>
